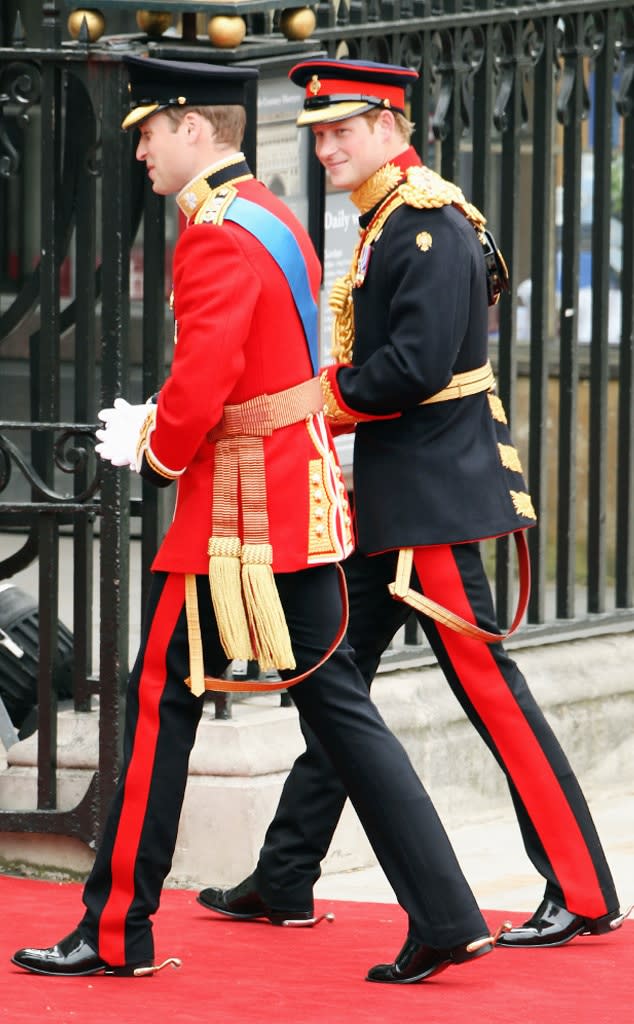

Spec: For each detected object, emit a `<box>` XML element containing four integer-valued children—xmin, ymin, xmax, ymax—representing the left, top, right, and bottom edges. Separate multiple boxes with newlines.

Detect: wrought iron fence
<box><xmin>0</xmin><ymin>0</ymin><xmax>632</xmax><ymax>848</ymax></box>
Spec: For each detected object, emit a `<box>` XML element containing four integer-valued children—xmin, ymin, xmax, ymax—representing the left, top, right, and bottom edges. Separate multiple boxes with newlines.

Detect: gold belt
<box><xmin>420</xmin><ymin>361</ymin><xmax>495</xmax><ymax>405</ymax></box>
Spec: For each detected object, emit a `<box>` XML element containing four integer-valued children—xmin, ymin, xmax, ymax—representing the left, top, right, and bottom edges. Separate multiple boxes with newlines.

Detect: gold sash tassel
<box><xmin>208</xmin><ymin>535</ymin><xmax>254</xmax><ymax>662</ymax></box>
<box><xmin>237</xmin><ymin>429</ymin><xmax>295</xmax><ymax>671</ymax></box>
<box><xmin>241</xmin><ymin>542</ymin><xmax>295</xmax><ymax>671</ymax></box>
<box><xmin>207</xmin><ymin>432</ymin><xmax>255</xmax><ymax>662</ymax></box>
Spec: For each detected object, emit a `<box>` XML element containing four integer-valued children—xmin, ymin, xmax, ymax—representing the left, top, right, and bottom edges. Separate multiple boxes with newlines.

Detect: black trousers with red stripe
<box><xmin>78</xmin><ymin>563</ymin><xmax>488</xmax><ymax>967</ymax></box>
<box><xmin>254</xmin><ymin>544</ymin><xmax>619</xmax><ymax>920</ymax></box>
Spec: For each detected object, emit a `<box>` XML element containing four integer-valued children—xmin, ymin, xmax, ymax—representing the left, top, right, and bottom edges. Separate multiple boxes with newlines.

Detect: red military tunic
<box><xmin>137</xmin><ymin>155</ymin><xmax>353</xmax><ymax>576</ymax></box>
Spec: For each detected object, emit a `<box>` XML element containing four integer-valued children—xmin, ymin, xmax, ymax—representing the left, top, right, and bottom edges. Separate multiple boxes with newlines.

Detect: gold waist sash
<box><xmin>207</xmin><ymin>377</ymin><xmax>323</xmax><ymax>441</ymax></box>
<box><xmin>186</xmin><ymin>377</ymin><xmax>325</xmax><ymax>696</ymax></box>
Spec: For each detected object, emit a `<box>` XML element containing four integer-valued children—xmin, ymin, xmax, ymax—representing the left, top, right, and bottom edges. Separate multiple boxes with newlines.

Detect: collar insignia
<box><xmin>350</xmin><ymin>162</ymin><xmax>403</xmax><ymax>213</ymax></box>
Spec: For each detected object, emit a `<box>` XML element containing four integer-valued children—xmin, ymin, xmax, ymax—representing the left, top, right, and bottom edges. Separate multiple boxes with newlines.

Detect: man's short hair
<box><xmin>164</xmin><ymin>105</ymin><xmax>246</xmax><ymax>148</ymax></box>
<box><xmin>364</xmin><ymin>107</ymin><xmax>415</xmax><ymax>143</ymax></box>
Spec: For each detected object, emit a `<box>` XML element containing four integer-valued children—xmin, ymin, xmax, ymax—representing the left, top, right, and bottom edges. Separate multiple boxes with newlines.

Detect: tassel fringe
<box><xmin>241</xmin><ymin>543</ymin><xmax>296</xmax><ymax>671</ymax></box>
<box><xmin>208</xmin><ymin>536</ymin><xmax>254</xmax><ymax>661</ymax></box>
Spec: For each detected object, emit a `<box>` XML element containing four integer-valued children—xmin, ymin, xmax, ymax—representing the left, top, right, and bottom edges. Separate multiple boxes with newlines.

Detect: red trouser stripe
<box><xmin>98</xmin><ymin>574</ymin><xmax>184</xmax><ymax>965</ymax></box>
<box><xmin>413</xmin><ymin>545</ymin><xmax>608</xmax><ymax>918</ymax></box>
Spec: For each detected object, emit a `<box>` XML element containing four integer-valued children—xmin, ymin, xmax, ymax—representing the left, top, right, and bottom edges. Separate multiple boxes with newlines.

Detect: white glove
<box><xmin>95</xmin><ymin>398</ymin><xmax>153</xmax><ymax>470</ymax></box>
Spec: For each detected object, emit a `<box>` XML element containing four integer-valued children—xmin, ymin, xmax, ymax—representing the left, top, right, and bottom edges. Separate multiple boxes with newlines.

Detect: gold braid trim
<box><xmin>328</xmin><ymin>164</ymin><xmax>489</xmax><ymax>362</ymax></box>
<box><xmin>319</xmin><ymin>368</ymin><xmax>358</xmax><ymax>426</ymax></box>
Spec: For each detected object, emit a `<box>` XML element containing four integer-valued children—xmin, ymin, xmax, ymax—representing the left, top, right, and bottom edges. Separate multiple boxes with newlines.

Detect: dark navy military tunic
<box><xmin>338</xmin><ymin>192</ymin><xmax>535</xmax><ymax>553</ymax></box>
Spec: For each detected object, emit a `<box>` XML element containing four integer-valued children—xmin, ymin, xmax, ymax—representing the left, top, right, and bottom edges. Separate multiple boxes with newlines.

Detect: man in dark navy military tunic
<box><xmin>199</xmin><ymin>58</ymin><xmax>628</xmax><ymax>959</ymax></box>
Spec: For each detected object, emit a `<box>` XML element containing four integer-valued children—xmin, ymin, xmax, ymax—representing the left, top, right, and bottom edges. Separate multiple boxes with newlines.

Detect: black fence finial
<box><xmin>12</xmin><ymin>9</ymin><xmax>26</xmax><ymax>48</ymax></box>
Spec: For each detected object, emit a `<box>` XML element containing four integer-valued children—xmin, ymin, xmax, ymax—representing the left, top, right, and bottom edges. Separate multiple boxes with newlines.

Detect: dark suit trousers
<box><xmin>78</xmin><ymin>563</ymin><xmax>486</xmax><ymax>967</ymax></box>
<box><xmin>255</xmin><ymin>545</ymin><xmax>619</xmax><ymax>920</ymax></box>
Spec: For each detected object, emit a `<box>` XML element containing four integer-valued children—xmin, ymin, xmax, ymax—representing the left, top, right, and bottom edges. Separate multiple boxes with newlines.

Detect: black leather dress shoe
<box><xmin>12</xmin><ymin>930</ymin><xmax>107</xmax><ymax>976</ymax></box>
<box><xmin>496</xmin><ymin>897</ymin><xmax>631</xmax><ymax>948</ymax></box>
<box><xmin>366</xmin><ymin>933</ymin><xmax>494</xmax><ymax>984</ymax></box>
<box><xmin>11</xmin><ymin>929</ymin><xmax>155</xmax><ymax>977</ymax></box>
<box><xmin>198</xmin><ymin>875</ymin><xmax>316</xmax><ymax>927</ymax></box>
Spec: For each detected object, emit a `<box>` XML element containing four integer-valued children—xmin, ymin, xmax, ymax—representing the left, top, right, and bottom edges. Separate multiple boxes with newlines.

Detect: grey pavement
<box><xmin>315</xmin><ymin>783</ymin><xmax>634</xmax><ymax>916</ymax></box>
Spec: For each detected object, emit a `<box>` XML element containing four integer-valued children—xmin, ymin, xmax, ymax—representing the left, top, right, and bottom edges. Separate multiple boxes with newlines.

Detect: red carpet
<box><xmin>1</xmin><ymin>875</ymin><xmax>631</xmax><ymax>1023</ymax></box>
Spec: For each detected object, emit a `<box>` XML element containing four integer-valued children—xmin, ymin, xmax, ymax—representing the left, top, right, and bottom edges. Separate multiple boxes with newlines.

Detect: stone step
<box><xmin>0</xmin><ymin>629</ymin><xmax>632</xmax><ymax>887</ymax></box>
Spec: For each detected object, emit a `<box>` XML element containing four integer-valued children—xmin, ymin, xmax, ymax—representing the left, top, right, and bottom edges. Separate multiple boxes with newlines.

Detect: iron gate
<box><xmin>0</xmin><ymin>0</ymin><xmax>632</xmax><ymax>848</ymax></box>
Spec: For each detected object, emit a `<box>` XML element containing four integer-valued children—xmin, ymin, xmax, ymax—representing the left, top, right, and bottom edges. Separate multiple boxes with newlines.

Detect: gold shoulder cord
<box><xmin>329</xmin><ymin>190</ymin><xmax>406</xmax><ymax>363</ymax></box>
<box><xmin>328</xmin><ymin>166</ymin><xmax>489</xmax><ymax>364</ymax></box>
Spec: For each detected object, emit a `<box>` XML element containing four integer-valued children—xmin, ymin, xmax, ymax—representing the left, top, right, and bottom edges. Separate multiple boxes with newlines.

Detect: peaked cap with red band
<box><xmin>289</xmin><ymin>58</ymin><xmax>419</xmax><ymax>126</ymax></box>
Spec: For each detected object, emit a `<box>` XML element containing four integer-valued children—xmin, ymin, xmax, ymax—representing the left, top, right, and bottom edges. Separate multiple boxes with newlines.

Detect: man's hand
<box><xmin>95</xmin><ymin>398</ymin><xmax>153</xmax><ymax>470</ymax></box>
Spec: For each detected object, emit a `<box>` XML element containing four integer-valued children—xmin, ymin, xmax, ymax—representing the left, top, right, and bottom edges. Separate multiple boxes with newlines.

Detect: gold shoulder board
<box><xmin>194</xmin><ymin>185</ymin><xmax>238</xmax><ymax>226</ymax></box>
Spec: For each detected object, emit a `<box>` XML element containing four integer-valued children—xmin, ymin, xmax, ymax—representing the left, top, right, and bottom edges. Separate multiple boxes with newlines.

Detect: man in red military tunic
<box><xmin>199</xmin><ymin>57</ymin><xmax>629</xmax><ymax>960</ymax></box>
<box><xmin>12</xmin><ymin>56</ymin><xmax>501</xmax><ymax>984</ymax></box>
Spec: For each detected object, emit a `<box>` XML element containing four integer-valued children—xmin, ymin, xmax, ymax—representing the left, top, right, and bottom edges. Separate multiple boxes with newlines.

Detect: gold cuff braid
<box><xmin>319</xmin><ymin>369</ymin><xmax>358</xmax><ymax>426</ymax></box>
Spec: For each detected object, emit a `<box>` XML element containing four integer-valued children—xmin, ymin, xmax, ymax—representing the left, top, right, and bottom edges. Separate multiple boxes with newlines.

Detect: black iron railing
<box><xmin>0</xmin><ymin>0</ymin><xmax>632</xmax><ymax>849</ymax></box>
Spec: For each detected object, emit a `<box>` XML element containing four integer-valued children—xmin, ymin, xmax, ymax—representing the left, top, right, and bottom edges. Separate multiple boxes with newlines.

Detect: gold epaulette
<box><xmin>193</xmin><ymin>184</ymin><xmax>238</xmax><ymax>226</ymax></box>
<box><xmin>398</xmin><ymin>165</ymin><xmax>487</xmax><ymax>234</ymax></box>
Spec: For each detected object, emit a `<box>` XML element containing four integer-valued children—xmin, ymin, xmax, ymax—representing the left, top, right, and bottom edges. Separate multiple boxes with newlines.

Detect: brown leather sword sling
<box><xmin>388</xmin><ymin>529</ymin><xmax>531</xmax><ymax>643</ymax></box>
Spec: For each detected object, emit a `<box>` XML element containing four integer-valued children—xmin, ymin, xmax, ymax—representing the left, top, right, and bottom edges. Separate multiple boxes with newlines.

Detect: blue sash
<box><xmin>223</xmin><ymin>197</ymin><xmax>319</xmax><ymax>373</ymax></box>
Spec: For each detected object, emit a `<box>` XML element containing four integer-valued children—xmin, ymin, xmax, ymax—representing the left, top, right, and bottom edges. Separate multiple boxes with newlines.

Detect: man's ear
<box><xmin>376</xmin><ymin>108</ymin><xmax>397</xmax><ymax>142</ymax></box>
<box><xmin>182</xmin><ymin>110</ymin><xmax>203</xmax><ymax>140</ymax></box>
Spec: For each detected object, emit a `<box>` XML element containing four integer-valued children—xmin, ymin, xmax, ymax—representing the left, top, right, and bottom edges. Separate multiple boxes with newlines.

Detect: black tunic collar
<box><xmin>205</xmin><ymin>154</ymin><xmax>252</xmax><ymax>191</ymax></box>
